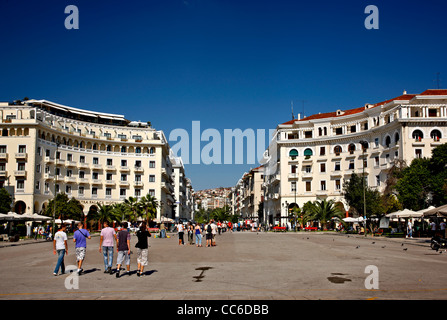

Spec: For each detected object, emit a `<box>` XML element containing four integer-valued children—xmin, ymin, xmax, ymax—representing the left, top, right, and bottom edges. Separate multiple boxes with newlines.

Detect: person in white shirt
<box><xmin>440</xmin><ymin>220</ymin><xmax>446</xmax><ymax>238</ymax></box>
<box><xmin>211</xmin><ymin>220</ymin><xmax>218</xmax><ymax>247</ymax></box>
<box><xmin>53</xmin><ymin>224</ymin><xmax>68</xmax><ymax>276</ymax></box>
<box><xmin>177</xmin><ymin>223</ymin><xmax>185</xmax><ymax>246</ymax></box>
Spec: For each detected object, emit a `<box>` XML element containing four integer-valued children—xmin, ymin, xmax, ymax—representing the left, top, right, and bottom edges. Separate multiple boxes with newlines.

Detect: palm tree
<box><xmin>139</xmin><ymin>194</ymin><xmax>158</xmax><ymax>224</ymax></box>
<box><xmin>111</xmin><ymin>202</ymin><xmax>127</xmax><ymax>223</ymax></box>
<box><xmin>94</xmin><ymin>203</ymin><xmax>115</xmax><ymax>229</ymax></box>
<box><xmin>123</xmin><ymin>196</ymin><xmax>142</xmax><ymax>222</ymax></box>
<box><xmin>307</xmin><ymin>199</ymin><xmax>345</xmax><ymax>230</ymax></box>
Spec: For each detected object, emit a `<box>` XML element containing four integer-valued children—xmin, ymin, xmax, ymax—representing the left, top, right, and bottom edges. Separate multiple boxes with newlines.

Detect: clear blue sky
<box><xmin>1</xmin><ymin>0</ymin><xmax>446</xmax><ymax>190</ymax></box>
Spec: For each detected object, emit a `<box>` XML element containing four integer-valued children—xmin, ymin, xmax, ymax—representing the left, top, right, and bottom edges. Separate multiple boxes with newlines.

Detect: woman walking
<box><xmin>195</xmin><ymin>223</ymin><xmax>203</xmax><ymax>247</ymax></box>
<box><xmin>135</xmin><ymin>222</ymin><xmax>151</xmax><ymax>277</ymax></box>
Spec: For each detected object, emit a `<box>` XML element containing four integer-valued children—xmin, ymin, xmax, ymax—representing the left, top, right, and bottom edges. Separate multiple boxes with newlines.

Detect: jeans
<box><xmin>54</xmin><ymin>249</ymin><xmax>65</xmax><ymax>274</ymax></box>
<box><xmin>102</xmin><ymin>246</ymin><xmax>114</xmax><ymax>270</ymax></box>
<box><xmin>195</xmin><ymin>233</ymin><xmax>202</xmax><ymax>246</ymax></box>
<box><xmin>160</xmin><ymin>229</ymin><xmax>166</xmax><ymax>238</ymax></box>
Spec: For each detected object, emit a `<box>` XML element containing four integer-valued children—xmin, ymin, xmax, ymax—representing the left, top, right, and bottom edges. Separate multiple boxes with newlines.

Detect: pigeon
<box><xmin>401</xmin><ymin>243</ymin><xmax>404</xmax><ymax>246</ymax></box>
<box><xmin>371</xmin><ymin>242</ymin><xmax>375</xmax><ymax>244</ymax></box>
<box><xmin>403</xmin><ymin>248</ymin><xmax>408</xmax><ymax>251</ymax></box>
<box><xmin>356</xmin><ymin>246</ymin><xmax>360</xmax><ymax>249</ymax></box>
<box><xmin>381</xmin><ymin>246</ymin><xmax>386</xmax><ymax>248</ymax></box>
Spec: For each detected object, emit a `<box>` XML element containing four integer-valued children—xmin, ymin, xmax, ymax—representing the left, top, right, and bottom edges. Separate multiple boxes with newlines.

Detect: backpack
<box><xmin>207</xmin><ymin>224</ymin><xmax>212</xmax><ymax>234</ymax></box>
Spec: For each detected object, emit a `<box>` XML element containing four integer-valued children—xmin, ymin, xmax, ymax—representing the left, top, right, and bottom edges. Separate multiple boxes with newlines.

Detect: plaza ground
<box><xmin>0</xmin><ymin>231</ymin><xmax>446</xmax><ymax>300</ymax></box>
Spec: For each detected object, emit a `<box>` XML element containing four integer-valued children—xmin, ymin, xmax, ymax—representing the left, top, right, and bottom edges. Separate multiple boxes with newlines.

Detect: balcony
<box><xmin>91</xmin><ymin>179</ymin><xmax>102</xmax><ymax>185</ymax></box>
<box><xmin>65</xmin><ymin>176</ymin><xmax>76</xmax><ymax>183</ymax></box>
<box><xmin>134</xmin><ymin>181</ymin><xmax>144</xmax><ymax>187</ymax></box>
<box><xmin>14</xmin><ymin>170</ymin><xmax>27</xmax><ymax>177</ymax></box>
<box><xmin>78</xmin><ymin>178</ymin><xmax>89</xmax><ymax>184</ymax></box>
<box><xmin>44</xmin><ymin>156</ymin><xmax>54</xmax><ymax>163</ymax></box>
<box><xmin>134</xmin><ymin>166</ymin><xmax>144</xmax><ymax>173</ymax></box>
<box><xmin>66</xmin><ymin>161</ymin><xmax>77</xmax><ymax>167</ymax></box>
<box><xmin>91</xmin><ymin>163</ymin><xmax>102</xmax><ymax>170</ymax></box>
<box><xmin>105</xmin><ymin>165</ymin><xmax>116</xmax><ymax>171</ymax></box>
<box><xmin>119</xmin><ymin>166</ymin><xmax>130</xmax><ymax>172</ymax></box>
<box><xmin>44</xmin><ymin>173</ymin><xmax>54</xmax><ymax>180</ymax></box>
<box><xmin>0</xmin><ymin>170</ymin><xmax>7</xmax><ymax>177</ymax></box>
<box><xmin>77</xmin><ymin>162</ymin><xmax>89</xmax><ymax>169</ymax></box>
<box><xmin>105</xmin><ymin>180</ymin><xmax>116</xmax><ymax>186</ymax></box>
<box><xmin>0</xmin><ymin>153</ymin><xmax>8</xmax><ymax>160</ymax></box>
<box><xmin>15</xmin><ymin>153</ymin><xmax>27</xmax><ymax>160</ymax></box>
<box><xmin>288</xmin><ymin>173</ymin><xmax>299</xmax><ymax>179</ymax></box>
<box><xmin>119</xmin><ymin>180</ymin><xmax>130</xmax><ymax>187</ymax></box>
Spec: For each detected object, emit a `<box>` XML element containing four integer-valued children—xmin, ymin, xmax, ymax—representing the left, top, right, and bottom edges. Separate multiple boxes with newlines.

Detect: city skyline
<box><xmin>1</xmin><ymin>0</ymin><xmax>446</xmax><ymax>190</ymax></box>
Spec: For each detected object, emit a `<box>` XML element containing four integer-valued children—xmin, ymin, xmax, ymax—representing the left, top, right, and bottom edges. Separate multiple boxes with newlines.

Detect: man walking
<box><xmin>53</xmin><ymin>224</ymin><xmax>68</xmax><ymax>276</ymax></box>
<box><xmin>211</xmin><ymin>220</ymin><xmax>218</xmax><ymax>247</ymax></box>
<box><xmin>99</xmin><ymin>221</ymin><xmax>117</xmax><ymax>274</ymax></box>
<box><xmin>73</xmin><ymin>222</ymin><xmax>91</xmax><ymax>275</ymax></box>
<box><xmin>116</xmin><ymin>222</ymin><xmax>131</xmax><ymax>278</ymax></box>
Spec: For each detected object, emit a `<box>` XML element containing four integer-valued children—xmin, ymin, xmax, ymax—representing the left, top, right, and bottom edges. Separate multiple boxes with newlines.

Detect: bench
<box><xmin>272</xmin><ymin>227</ymin><xmax>286</xmax><ymax>232</ymax></box>
<box><xmin>305</xmin><ymin>227</ymin><xmax>318</xmax><ymax>231</ymax></box>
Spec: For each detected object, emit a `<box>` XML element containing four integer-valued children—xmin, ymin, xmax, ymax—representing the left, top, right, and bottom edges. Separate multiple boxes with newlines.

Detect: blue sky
<box><xmin>1</xmin><ymin>0</ymin><xmax>446</xmax><ymax>190</ymax></box>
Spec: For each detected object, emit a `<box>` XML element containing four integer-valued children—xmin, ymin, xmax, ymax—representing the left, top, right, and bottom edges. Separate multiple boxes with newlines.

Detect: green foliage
<box><xmin>0</xmin><ymin>188</ymin><xmax>12</xmax><ymax>214</ymax></box>
<box><xmin>44</xmin><ymin>193</ymin><xmax>83</xmax><ymax>220</ymax></box>
<box><xmin>342</xmin><ymin>173</ymin><xmax>384</xmax><ymax>218</ymax></box>
<box><xmin>306</xmin><ymin>199</ymin><xmax>345</xmax><ymax>229</ymax></box>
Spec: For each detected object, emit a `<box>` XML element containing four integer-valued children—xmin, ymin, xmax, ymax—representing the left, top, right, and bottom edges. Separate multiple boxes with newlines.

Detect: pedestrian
<box><xmin>73</xmin><ymin>222</ymin><xmax>91</xmax><ymax>275</ymax></box>
<box><xmin>160</xmin><ymin>222</ymin><xmax>166</xmax><ymax>238</ymax></box>
<box><xmin>205</xmin><ymin>221</ymin><xmax>213</xmax><ymax>247</ymax></box>
<box><xmin>99</xmin><ymin>220</ymin><xmax>117</xmax><ymax>274</ymax></box>
<box><xmin>430</xmin><ymin>219</ymin><xmax>437</xmax><ymax>238</ymax></box>
<box><xmin>406</xmin><ymin>219</ymin><xmax>413</xmax><ymax>238</ymax></box>
<box><xmin>53</xmin><ymin>224</ymin><xmax>68</xmax><ymax>276</ymax></box>
<box><xmin>177</xmin><ymin>222</ymin><xmax>185</xmax><ymax>246</ymax></box>
<box><xmin>195</xmin><ymin>223</ymin><xmax>203</xmax><ymax>247</ymax></box>
<box><xmin>135</xmin><ymin>222</ymin><xmax>151</xmax><ymax>277</ymax></box>
<box><xmin>116</xmin><ymin>222</ymin><xmax>131</xmax><ymax>278</ymax></box>
<box><xmin>188</xmin><ymin>222</ymin><xmax>194</xmax><ymax>245</ymax></box>
<box><xmin>440</xmin><ymin>220</ymin><xmax>446</xmax><ymax>239</ymax></box>
<box><xmin>211</xmin><ymin>220</ymin><xmax>218</xmax><ymax>246</ymax></box>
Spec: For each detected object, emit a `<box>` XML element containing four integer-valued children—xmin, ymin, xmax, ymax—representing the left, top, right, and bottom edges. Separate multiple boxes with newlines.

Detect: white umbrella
<box><xmin>343</xmin><ymin>217</ymin><xmax>364</xmax><ymax>223</ymax></box>
<box><xmin>386</xmin><ymin>208</ymin><xmax>422</xmax><ymax>219</ymax></box>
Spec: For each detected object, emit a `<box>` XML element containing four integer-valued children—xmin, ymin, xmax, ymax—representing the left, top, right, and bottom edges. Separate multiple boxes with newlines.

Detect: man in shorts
<box><xmin>99</xmin><ymin>220</ymin><xmax>117</xmax><ymax>274</ymax></box>
<box><xmin>116</xmin><ymin>222</ymin><xmax>131</xmax><ymax>278</ymax></box>
<box><xmin>73</xmin><ymin>223</ymin><xmax>91</xmax><ymax>275</ymax></box>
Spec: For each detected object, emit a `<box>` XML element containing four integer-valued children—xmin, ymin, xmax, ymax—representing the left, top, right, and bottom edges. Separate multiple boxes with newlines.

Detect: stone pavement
<box><xmin>0</xmin><ymin>230</ymin><xmax>446</xmax><ymax>300</ymax></box>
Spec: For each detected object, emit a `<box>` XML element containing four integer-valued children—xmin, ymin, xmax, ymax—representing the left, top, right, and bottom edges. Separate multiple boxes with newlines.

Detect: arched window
<box><xmin>394</xmin><ymin>132</ymin><xmax>400</xmax><ymax>144</ymax></box>
<box><xmin>136</xmin><ymin>147</ymin><xmax>141</xmax><ymax>154</ymax></box>
<box><xmin>150</xmin><ymin>147</ymin><xmax>155</xmax><ymax>154</ymax></box>
<box><xmin>303</xmin><ymin>148</ymin><xmax>313</xmax><ymax>157</ymax></box>
<box><xmin>106</xmin><ymin>145</ymin><xmax>112</xmax><ymax>152</ymax></box>
<box><xmin>93</xmin><ymin>143</ymin><xmax>98</xmax><ymax>150</ymax></box>
<box><xmin>431</xmin><ymin>129</ymin><xmax>442</xmax><ymax>141</ymax></box>
<box><xmin>289</xmin><ymin>149</ymin><xmax>298</xmax><ymax>158</ymax></box>
<box><xmin>348</xmin><ymin>143</ymin><xmax>356</xmax><ymax>154</ymax></box>
<box><xmin>334</xmin><ymin>145</ymin><xmax>342</xmax><ymax>155</ymax></box>
<box><xmin>412</xmin><ymin>129</ymin><xmax>424</xmax><ymax>141</ymax></box>
<box><xmin>121</xmin><ymin>146</ymin><xmax>127</xmax><ymax>153</ymax></box>
<box><xmin>385</xmin><ymin>136</ymin><xmax>391</xmax><ymax>148</ymax></box>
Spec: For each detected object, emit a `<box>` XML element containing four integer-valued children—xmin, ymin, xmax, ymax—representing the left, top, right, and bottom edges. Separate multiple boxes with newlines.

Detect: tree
<box><xmin>0</xmin><ymin>188</ymin><xmax>12</xmax><ymax>214</ymax></box>
<box><xmin>111</xmin><ymin>202</ymin><xmax>127</xmax><ymax>223</ymax></box>
<box><xmin>343</xmin><ymin>173</ymin><xmax>384</xmax><ymax>219</ymax></box>
<box><xmin>123</xmin><ymin>196</ymin><xmax>141</xmax><ymax>221</ymax></box>
<box><xmin>306</xmin><ymin>199</ymin><xmax>345</xmax><ymax>230</ymax></box>
<box><xmin>91</xmin><ymin>204</ymin><xmax>116</xmax><ymax>229</ymax></box>
<box><xmin>44</xmin><ymin>193</ymin><xmax>83</xmax><ymax>221</ymax></box>
<box><xmin>139</xmin><ymin>194</ymin><xmax>158</xmax><ymax>224</ymax></box>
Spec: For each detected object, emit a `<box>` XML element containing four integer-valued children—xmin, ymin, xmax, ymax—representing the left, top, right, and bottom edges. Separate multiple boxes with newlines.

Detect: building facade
<box><xmin>231</xmin><ymin>166</ymin><xmax>264</xmax><ymax>220</ymax></box>
<box><xmin>260</xmin><ymin>89</ymin><xmax>447</xmax><ymax>225</ymax></box>
<box><xmin>0</xmin><ymin>99</ymin><xmax>192</xmax><ymax>220</ymax></box>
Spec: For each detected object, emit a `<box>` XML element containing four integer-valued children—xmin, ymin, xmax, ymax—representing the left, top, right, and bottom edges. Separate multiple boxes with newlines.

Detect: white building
<box><xmin>262</xmin><ymin>89</ymin><xmax>447</xmax><ymax>225</ymax></box>
<box><xmin>0</xmin><ymin>99</ymin><xmax>192</xmax><ymax>220</ymax></box>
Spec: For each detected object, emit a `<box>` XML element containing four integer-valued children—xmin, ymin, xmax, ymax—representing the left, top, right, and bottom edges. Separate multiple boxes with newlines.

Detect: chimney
<box><xmin>403</xmin><ymin>90</ymin><xmax>407</xmax><ymax>94</ymax></box>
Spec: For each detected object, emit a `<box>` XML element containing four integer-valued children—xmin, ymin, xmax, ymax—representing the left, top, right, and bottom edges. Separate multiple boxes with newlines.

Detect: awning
<box><xmin>385</xmin><ymin>208</ymin><xmax>422</xmax><ymax>219</ymax></box>
<box><xmin>423</xmin><ymin>204</ymin><xmax>447</xmax><ymax>218</ymax></box>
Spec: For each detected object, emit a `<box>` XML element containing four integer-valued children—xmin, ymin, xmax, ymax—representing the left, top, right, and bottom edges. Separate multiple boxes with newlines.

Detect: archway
<box><xmin>14</xmin><ymin>201</ymin><xmax>27</xmax><ymax>214</ymax></box>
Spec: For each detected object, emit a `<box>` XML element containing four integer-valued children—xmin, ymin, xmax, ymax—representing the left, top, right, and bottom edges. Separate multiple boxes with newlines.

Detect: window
<box><xmin>291</xmin><ymin>182</ymin><xmax>297</xmax><ymax>192</ymax></box>
<box><xmin>335</xmin><ymin>179</ymin><xmax>341</xmax><ymax>190</ymax></box>
<box><xmin>36</xmin><ymin>164</ymin><xmax>41</xmax><ymax>173</ymax></box>
<box><xmin>135</xmin><ymin>147</ymin><xmax>141</xmax><ymax>154</ymax></box>
<box><xmin>0</xmin><ymin>145</ymin><xmax>6</xmax><ymax>153</ymax></box>
<box><xmin>121</xmin><ymin>160</ymin><xmax>127</xmax><ymax>167</ymax></box>
<box><xmin>18</xmin><ymin>145</ymin><xmax>26</xmax><ymax>153</ymax></box>
<box><xmin>304</xmin><ymin>131</ymin><xmax>312</xmax><ymax>139</ymax></box>
<box><xmin>289</xmin><ymin>149</ymin><xmax>299</xmax><ymax>158</ymax></box>
<box><xmin>350</xmin><ymin>125</ymin><xmax>356</xmax><ymax>133</ymax></box>
<box><xmin>412</xmin><ymin>130</ymin><xmax>424</xmax><ymax>141</ymax></box>
<box><xmin>135</xmin><ymin>189</ymin><xmax>141</xmax><ymax>197</ymax></box>
<box><xmin>334</xmin><ymin>145</ymin><xmax>342</xmax><ymax>156</ymax></box>
<box><xmin>374</xmin><ymin>138</ymin><xmax>379</xmax><ymax>148</ymax></box>
<box><xmin>121</xmin><ymin>174</ymin><xmax>127</xmax><ymax>181</ymax></box>
<box><xmin>291</xmin><ymin>165</ymin><xmax>297</xmax><ymax>173</ymax></box>
<box><xmin>348</xmin><ymin>143</ymin><xmax>356</xmax><ymax>154</ymax></box>
<box><xmin>106</xmin><ymin>173</ymin><xmax>113</xmax><ymax>181</ymax></box>
<box><xmin>335</xmin><ymin>162</ymin><xmax>341</xmax><ymax>171</ymax></box>
<box><xmin>376</xmin><ymin>175</ymin><xmax>380</xmax><ymax>187</ymax></box>
<box><xmin>17</xmin><ymin>180</ymin><xmax>24</xmax><ymax>190</ymax></box>
<box><xmin>106</xmin><ymin>188</ymin><xmax>112</xmax><ymax>197</ymax></box>
<box><xmin>93</xmin><ymin>157</ymin><xmax>99</xmax><ymax>164</ymax></box>
<box><xmin>415</xmin><ymin>149</ymin><xmax>422</xmax><ymax>158</ymax></box>
<box><xmin>320</xmin><ymin>163</ymin><xmax>326</xmax><ymax>173</ymax></box>
<box><xmin>385</xmin><ymin>136</ymin><xmax>391</xmax><ymax>148</ymax></box>
<box><xmin>135</xmin><ymin>160</ymin><xmax>142</xmax><ymax>168</ymax></box>
<box><xmin>17</xmin><ymin>162</ymin><xmax>25</xmax><ymax>171</ymax></box>
<box><xmin>92</xmin><ymin>188</ymin><xmax>98</xmax><ymax>196</ymax></box>
<box><xmin>35</xmin><ymin>181</ymin><xmax>40</xmax><ymax>190</ymax></box>
<box><xmin>431</xmin><ymin>129</ymin><xmax>442</xmax><ymax>141</ymax></box>
<box><xmin>149</xmin><ymin>175</ymin><xmax>155</xmax><ymax>182</ymax></box>
<box><xmin>303</xmin><ymin>148</ymin><xmax>313</xmax><ymax>157</ymax></box>
<box><xmin>80</xmin><ymin>156</ymin><xmax>85</xmax><ymax>163</ymax></box>
<box><xmin>320</xmin><ymin>147</ymin><xmax>325</xmax><ymax>156</ymax></box>
<box><xmin>394</xmin><ymin>133</ymin><xmax>400</xmax><ymax>144</ymax></box>
<box><xmin>107</xmin><ymin>159</ymin><xmax>113</xmax><ymax>166</ymax></box>
<box><xmin>320</xmin><ymin>180</ymin><xmax>326</xmax><ymax>191</ymax></box>
<box><xmin>149</xmin><ymin>189</ymin><xmax>155</xmax><ymax>197</ymax></box>
<box><xmin>349</xmin><ymin>160</ymin><xmax>355</xmax><ymax>170</ymax></box>
<box><xmin>45</xmin><ymin>182</ymin><xmax>50</xmax><ymax>193</ymax></box>
<box><xmin>66</xmin><ymin>169</ymin><xmax>72</xmax><ymax>177</ymax></box>
<box><xmin>375</xmin><ymin>157</ymin><xmax>379</xmax><ymax>167</ymax></box>
<box><xmin>92</xmin><ymin>172</ymin><xmax>99</xmax><ymax>180</ymax></box>
<box><xmin>428</xmin><ymin>109</ymin><xmax>437</xmax><ymax>117</ymax></box>
<box><xmin>149</xmin><ymin>161</ymin><xmax>155</xmax><ymax>168</ymax></box>
<box><xmin>306</xmin><ymin>181</ymin><xmax>311</xmax><ymax>192</ymax></box>
<box><xmin>335</xmin><ymin>127</ymin><xmax>343</xmax><ymax>135</ymax></box>
<box><xmin>135</xmin><ymin>175</ymin><xmax>141</xmax><ymax>182</ymax></box>
<box><xmin>79</xmin><ymin>186</ymin><xmax>84</xmax><ymax>195</ymax></box>
<box><xmin>150</xmin><ymin>147</ymin><xmax>155</xmax><ymax>154</ymax></box>
<box><xmin>79</xmin><ymin>171</ymin><xmax>85</xmax><ymax>179</ymax></box>
<box><xmin>120</xmin><ymin>189</ymin><xmax>126</xmax><ymax>197</ymax></box>
<box><xmin>67</xmin><ymin>153</ymin><xmax>72</xmax><ymax>161</ymax></box>
<box><xmin>65</xmin><ymin>185</ymin><xmax>71</xmax><ymax>194</ymax></box>
<box><xmin>305</xmin><ymin>165</ymin><xmax>311</xmax><ymax>173</ymax></box>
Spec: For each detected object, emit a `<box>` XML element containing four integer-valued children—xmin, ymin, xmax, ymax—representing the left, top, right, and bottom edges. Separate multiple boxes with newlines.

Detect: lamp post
<box><xmin>52</xmin><ymin>141</ymin><xmax>60</xmax><ymax>238</ymax></box>
<box><xmin>360</xmin><ymin>141</ymin><xmax>367</xmax><ymax>237</ymax></box>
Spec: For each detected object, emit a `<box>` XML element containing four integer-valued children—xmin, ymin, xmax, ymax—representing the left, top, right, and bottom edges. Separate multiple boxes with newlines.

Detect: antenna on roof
<box><xmin>291</xmin><ymin>101</ymin><xmax>294</xmax><ymax>120</ymax></box>
<box><xmin>300</xmin><ymin>100</ymin><xmax>307</xmax><ymax>119</ymax></box>
<box><xmin>434</xmin><ymin>72</ymin><xmax>442</xmax><ymax>89</ymax></box>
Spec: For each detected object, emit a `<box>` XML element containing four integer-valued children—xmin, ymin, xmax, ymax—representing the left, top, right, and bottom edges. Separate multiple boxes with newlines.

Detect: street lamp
<box><xmin>52</xmin><ymin>141</ymin><xmax>60</xmax><ymax>238</ymax></box>
<box><xmin>360</xmin><ymin>140</ymin><xmax>368</xmax><ymax>237</ymax></box>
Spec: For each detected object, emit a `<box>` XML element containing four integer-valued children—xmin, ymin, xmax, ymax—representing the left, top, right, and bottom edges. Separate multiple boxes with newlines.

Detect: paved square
<box><xmin>0</xmin><ymin>231</ymin><xmax>446</xmax><ymax>300</ymax></box>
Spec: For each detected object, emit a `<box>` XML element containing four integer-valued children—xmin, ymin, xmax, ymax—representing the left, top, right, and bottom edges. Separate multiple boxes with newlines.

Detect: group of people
<box><xmin>176</xmin><ymin>220</ymin><xmax>222</xmax><ymax>247</ymax></box>
<box><xmin>52</xmin><ymin>221</ymin><xmax>151</xmax><ymax>278</ymax></box>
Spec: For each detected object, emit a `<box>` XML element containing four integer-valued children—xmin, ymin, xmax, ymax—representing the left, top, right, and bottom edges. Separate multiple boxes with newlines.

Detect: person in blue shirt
<box><xmin>73</xmin><ymin>222</ymin><xmax>91</xmax><ymax>275</ymax></box>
